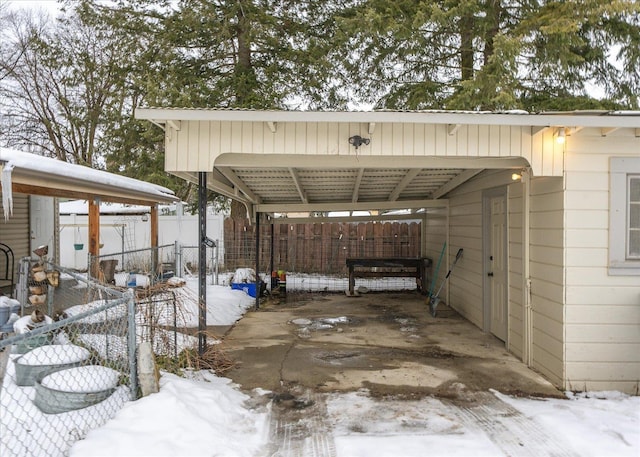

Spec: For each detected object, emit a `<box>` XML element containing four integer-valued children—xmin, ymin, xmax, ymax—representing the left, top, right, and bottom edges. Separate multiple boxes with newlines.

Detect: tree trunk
<box><xmin>460</xmin><ymin>12</ymin><xmax>474</xmax><ymax>81</ymax></box>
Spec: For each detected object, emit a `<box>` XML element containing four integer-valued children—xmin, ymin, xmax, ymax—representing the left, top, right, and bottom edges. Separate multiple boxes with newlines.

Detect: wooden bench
<box><xmin>346</xmin><ymin>257</ymin><xmax>432</xmax><ymax>295</ymax></box>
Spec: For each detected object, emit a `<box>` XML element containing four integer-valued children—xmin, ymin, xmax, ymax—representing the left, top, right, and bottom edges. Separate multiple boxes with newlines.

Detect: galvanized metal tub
<box><xmin>34</xmin><ymin>365</ymin><xmax>119</xmax><ymax>414</ymax></box>
<box><xmin>14</xmin><ymin>344</ymin><xmax>91</xmax><ymax>386</ymax></box>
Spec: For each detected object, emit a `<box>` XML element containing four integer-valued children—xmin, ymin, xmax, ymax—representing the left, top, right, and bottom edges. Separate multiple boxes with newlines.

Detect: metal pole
<box><xmin>255</xmin><ymin>212</ymin><xmax>260</xmax><ymax>310</ymax></box>
<box><xmin>175</xmin><ymin>240</ymin><xmax>181</xmax><ymax>278</ymax></box>
<box><xmin>270</xmin><ymin>218</ymin><xmax>274</xmax><ymax>291</ymax></box>
<box><xmin>215</xmin><ymin>239</ymin><xmax>219</xmax><ymax>285</ymax></box>
<box><xmin>198</xmin><ymin>172</ymin><xmax>207</xmax><ymax>355</ymax></box>
<box><xmin>127</xmin><ymin>292</ymin><xmax>138</xmax><ymax>400</ymax></box>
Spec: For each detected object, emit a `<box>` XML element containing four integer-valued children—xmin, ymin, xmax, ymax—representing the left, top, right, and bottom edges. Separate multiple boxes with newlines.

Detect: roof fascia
<box><xmin>11</xmin><ymin>169</ymin><xmax>178</xmax><ymax>204</ymax></box>
<box><xmin>135</xmin><ymin>108</ymin><xmax>640</xmax><ymax>129</ymax></box>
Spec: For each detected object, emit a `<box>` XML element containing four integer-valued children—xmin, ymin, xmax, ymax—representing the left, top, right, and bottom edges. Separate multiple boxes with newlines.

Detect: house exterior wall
<box><xmin>423</xmin><ymin>208</ymin><xmax>447</xmax><ymax>298</ymax></box>
<box><xmin>0</xmin><ymin>193</ymin><xmax>30</xmax><ymax>295</ymax></box>
<box><xmin>528</xmin><ymin>177</ymin><xmax>565</xmax><ymax>387</ymax></box>
<box><xmin>563</xmin><ymin>133</ymin><xmax>640</xmax><ymax>394</ymax></box>
<box><xmin>444</xmin><ymin>170</ymin><xmax>521</xmax><ymax>332</ymax></box>
<box><xmin>507</xmin><ymin>182</ymin><xmax>524</xmax><ymax>360</ymax></box>
<box><xmin>165</xmin><ymin>121</ymin><xmax>563</xmax><ymax>177</ymax></box>
<box><xmin>425</xmin><ymin>171</ymin><xmax>567</xmax><ymax>389</ymax></box>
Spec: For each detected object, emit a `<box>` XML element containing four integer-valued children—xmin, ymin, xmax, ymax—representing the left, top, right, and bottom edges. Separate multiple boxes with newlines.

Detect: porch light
<box><xmin>348</xmin><ymin>135</ymin><xmax>370</xmax><ymax>149</ymax></box>
<box><xmin>511</xmin><ymin>173</ymin><xmax>522</xmax><ymax>181</ymax></box>
<box><xmin>555</xmin><ymin>128</ymin><xmax>566</xmax><ymax>144</ymax></box>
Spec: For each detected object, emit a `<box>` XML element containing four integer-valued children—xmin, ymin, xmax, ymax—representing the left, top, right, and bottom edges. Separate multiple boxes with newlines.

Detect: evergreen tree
<box><xmin>335</xmin><ymin>0</ymin><xmax>640</xmax><ymax>110</ymax></box>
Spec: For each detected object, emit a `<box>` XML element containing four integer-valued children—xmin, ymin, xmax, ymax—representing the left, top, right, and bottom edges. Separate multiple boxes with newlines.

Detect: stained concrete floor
<box><xmin>222</xmin><ymin>291</ymin><xmax>562</xmax><ymax>400</ymax></box>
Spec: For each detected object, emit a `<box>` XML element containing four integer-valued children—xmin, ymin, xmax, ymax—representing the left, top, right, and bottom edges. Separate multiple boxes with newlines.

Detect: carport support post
<box><xmin>88</xmin><ymin>199</ymin><xmax>100</xmax><ymax>279</ymax></box>
<box><xmin>270</xmin><ymin>219</ymin><xmax>274</xmax><ymax>290</ymax></box>
<box><xmin>198</xmin><ymin>172</ymin><xmax>207</xmax><ymax>355</ymax></box>
<box><xmin>255</xmin><ymin>212</ymin><xmax>260</xmax><ymax>310</ymax></box>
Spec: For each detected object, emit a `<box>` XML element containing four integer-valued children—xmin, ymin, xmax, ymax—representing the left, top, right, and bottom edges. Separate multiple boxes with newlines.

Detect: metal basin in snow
<box><xmin>14</xmin><ymin>344</ymin><xmax>91</xmax><ymax>386</ymax></box>
<box><xmin>34</xmin><ymin>365</ymin><xmax>119</xmax><ymax>414</ymax></box>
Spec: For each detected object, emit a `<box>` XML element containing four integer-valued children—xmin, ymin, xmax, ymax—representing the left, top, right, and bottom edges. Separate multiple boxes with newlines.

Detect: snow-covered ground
<box><xmin>68</xmin><ymin>369</ymin><xmax>639</xmax><ymax>457</ymax></box>
<box><xmin>3</xmin><ymin>277</ymin><xmax>639</xmax><ymax>456</ymax></box>
<box><xmin>67</xmin><ymin>280</ymin><xmax>638</xmax><ymax>457</ymax></box>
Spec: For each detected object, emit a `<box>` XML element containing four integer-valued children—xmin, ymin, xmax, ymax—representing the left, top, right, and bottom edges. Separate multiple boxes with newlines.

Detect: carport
<box><xmin>134</xmin><ymin>108</ymin><xmax>640</xmax><ymax>393</ymax></box>
<box><xmin>134</xmin><ymin>108</ymin><xmax>557</xmax><ymax>328</ymax></box>
<box><xmin>0</xmin><ymin>148</ymin><xmax>179</xmax><ymax>279</ymax></box>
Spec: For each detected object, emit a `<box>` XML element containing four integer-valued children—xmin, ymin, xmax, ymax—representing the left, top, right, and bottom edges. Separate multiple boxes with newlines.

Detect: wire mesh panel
<box><xmin>0</xmin><ymin>262</ymin><xmax>136</xmax><ymax>457</ymax></box>
<box><xmin>177</xmin><ymin>245</ymin><xmax>219</xmax><ymax>283</ymax></box>
<box><xmin>90</xmin><ymin>244</ymin><xmax>176</xmax><ymax>287</ymax></box>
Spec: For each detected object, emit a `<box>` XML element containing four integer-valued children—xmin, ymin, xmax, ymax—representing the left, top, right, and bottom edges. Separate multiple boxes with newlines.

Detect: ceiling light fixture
<box><xmin>556</xmin><ymin>128</ymin><xmax>566</xmax><ymax>145</ymax></box>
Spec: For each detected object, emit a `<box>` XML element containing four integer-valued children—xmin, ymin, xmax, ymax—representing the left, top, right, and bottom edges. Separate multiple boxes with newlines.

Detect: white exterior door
<box><xmin>30</xmin><ymin>196</ymin><xmax>55</xmax><ymax>259</ymax></box>
<box><xmin>488</xmin><ymin>195</ymin><xmax>508</xmax><ymax>341</ymax></box>
<box><xmin>483</xmin><ymin>188</ymin><xmax>508</xmax><ymax>343</ymax></box>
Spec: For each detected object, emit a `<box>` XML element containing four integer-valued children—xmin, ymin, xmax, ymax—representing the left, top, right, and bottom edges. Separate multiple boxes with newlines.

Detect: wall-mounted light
<box><xmin>511</xmin><ymin>172</ymin><xmax>522</xmax><ymax>181</ymax></box>
<box><xmin>555</xmin><ymin>128</ymin><xmax>566</xmax><ymax>145</ymax></box>
<box><xmin>348</xmin><ymin>135</ymin><xmax>370</xmax><ymax>149</ymax></box>
<box><xmin>141</xmin><ymin>213</ymin><xmax>149</xmax><ymax>222</ymax></box>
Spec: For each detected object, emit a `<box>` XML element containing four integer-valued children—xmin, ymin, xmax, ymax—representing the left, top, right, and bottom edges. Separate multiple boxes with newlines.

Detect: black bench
<box><xmin>346</xmin><ymin>257</ymin><xmax>432</xmax><ymax>295</ymax></box>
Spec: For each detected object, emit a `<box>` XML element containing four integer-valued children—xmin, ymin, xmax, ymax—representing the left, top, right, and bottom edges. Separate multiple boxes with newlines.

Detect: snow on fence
<box><xmin>0</xmin><ymin>263</ymin><xmax>136</xmax><ymax>457</ymax></box>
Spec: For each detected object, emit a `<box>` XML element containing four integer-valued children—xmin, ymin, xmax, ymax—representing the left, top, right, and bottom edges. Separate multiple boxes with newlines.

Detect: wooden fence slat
<box><xmin>223</xmin><ymin>218</ymin><xmax>422</xmax><ymax>273</ymax></box>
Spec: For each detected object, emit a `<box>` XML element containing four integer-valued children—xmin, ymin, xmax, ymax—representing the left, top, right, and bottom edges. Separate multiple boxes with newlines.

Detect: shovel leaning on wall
<box><xmin>429</xmin><ymin>248</ymin><xmax>463</xmax><ymax>317</ymax></box>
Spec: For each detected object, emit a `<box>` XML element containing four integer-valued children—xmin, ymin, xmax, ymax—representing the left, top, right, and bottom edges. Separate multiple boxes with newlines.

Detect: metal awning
<box><xmin>0</xmin><ymin>148</ymin><xmax>178</xmax><ymax>206</ymax></box>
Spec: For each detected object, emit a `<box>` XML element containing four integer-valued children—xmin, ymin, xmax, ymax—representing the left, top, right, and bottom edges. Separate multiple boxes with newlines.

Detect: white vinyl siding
<box><xmin>423</xmin><ymin>208</ymin><xmax>447</xmax><ymax>298</ymax></box>
<box><xmin>564</xmin><ymin>135</ymin><xmax>640</xmax><ymax>394</ymax></box>
<box><xmin>166</xmin><ymin>121</ymin><xmax>563</xmax><ymax>177</ymax></box>
<box><xmin>443</xmin><ymin>170</ymin><xmax>516</xmax><ymax>329</ymax></box>
<box><xmin>528</xmin><ymin>177</ymin><xmax>565</xmax><ymax>387</ymax></box>
<box><xmin>507</xmin><ymin>182</ymin><xmax>524</xmax><ymax>359</ymax></box>
<box><xmin>0</xmin><ymin>193</ymin><xmax>30</xmax><ymax>296</ymax></box>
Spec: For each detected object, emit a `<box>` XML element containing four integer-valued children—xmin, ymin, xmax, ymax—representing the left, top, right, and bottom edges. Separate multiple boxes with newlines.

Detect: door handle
<box><xmin>487</xmin><ymin>272</ymin><xmax>494</xmax><ymax>277</ymax></box>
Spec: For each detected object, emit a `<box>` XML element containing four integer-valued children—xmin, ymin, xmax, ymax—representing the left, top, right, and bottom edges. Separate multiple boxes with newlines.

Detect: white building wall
<box><xmin>59</xmin><ymin>213</ymin><xmax>225</xmax><ymax>271</ymax></box>
<box><xmin>0</xmin><ymin>193</ymin><xmax>29</xmax><ymax>295</ymax></box>
<box><xmin>563</xmin><ymin>133</ymin><xmax>640</xmax><ymax>394</ymax></box>
<box><xmin>528</xmin><ymin>177</ymin><xmax>565</xmax><ymax>388</ymax></box>
<box><xmin>444</xmin><ymin>170</ymin><xmax>517</xmax><ymax>329</ymax></box>
<box><xmin>507</xmin><ymin>182</ymin><xmax>524</xmax><ymax>360</ymax></box>
<box><xmin>166</xmin><ymin>121</ymin><xmax>563</xmax><ymax>177</ymax></box>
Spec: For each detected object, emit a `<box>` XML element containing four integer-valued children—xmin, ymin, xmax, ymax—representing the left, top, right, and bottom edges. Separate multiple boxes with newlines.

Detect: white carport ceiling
<box><xmin>135</xmin><ymin>108</ymin><xmax>640</xmax><ymax>216</ymax></box>
<box><xmin>227</xmin><ymin>167</ymin><xmax>468</xmax><ymax>204</ymax></box>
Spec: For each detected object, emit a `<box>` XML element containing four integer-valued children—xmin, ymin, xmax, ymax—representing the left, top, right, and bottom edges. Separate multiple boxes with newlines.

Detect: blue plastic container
<box><xmin>231</xmin><ymin>283</ymin><xmax>257</xmax><ymax>298</ymax></box>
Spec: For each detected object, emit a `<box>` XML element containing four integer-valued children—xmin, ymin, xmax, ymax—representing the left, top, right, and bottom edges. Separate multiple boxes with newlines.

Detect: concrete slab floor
<box><xmin>222</xmin><ymin>291</ymin><xmax>563</xmax><ymax>401</ymax></box>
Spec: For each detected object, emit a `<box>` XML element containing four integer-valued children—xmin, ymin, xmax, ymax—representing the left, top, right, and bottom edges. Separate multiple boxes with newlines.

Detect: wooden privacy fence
<box><xmin>223</xmin><ymin>218</ymin><xmax>422</xmax><ymax>275</ymax></box>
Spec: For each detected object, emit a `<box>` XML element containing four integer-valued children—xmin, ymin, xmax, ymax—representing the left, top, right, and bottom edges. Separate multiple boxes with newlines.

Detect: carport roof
<box><xmin>135</xmin><ymin>108</ymin><xmax>640</xmax><ymax>218</ymax></box>
<box><xmin>0</xmin><ymin>148</ymin><xmax>178</xmax><ymax>209</ymax></box>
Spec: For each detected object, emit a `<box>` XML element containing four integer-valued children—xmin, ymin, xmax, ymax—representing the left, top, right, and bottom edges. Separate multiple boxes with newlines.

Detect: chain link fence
<box><xmin>0</xmin><ymin>261</ymin><xmax>136</xmax><ymax>457</ymax></box>
<box><xmin>88</xmin><ymin>243</ymin><xmax>176</xmax><ymax>288</ymax></box>
<box><xmin>91</xmin><ymin>243</ymin><xmax>219</xmax><ymax>287</ymax></box>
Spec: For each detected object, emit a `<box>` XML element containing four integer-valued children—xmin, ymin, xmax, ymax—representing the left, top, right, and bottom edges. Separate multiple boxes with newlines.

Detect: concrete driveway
<box><xmin>222</xmin><ymin>291</ymin><xmax>561</xmax><ymax>399</ymax></box>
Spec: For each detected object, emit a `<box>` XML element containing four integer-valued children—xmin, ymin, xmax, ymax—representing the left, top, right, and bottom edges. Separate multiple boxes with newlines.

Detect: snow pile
<box><xmin>229</xmin><ymin>268</ymin><xmax>256</xmax><ymax>284</ymax></box>
<box><xmin>41</xmin><ymin>366</ymin><xmax>120</xmax><ymax>393</ymax></box>
<box><xmin>19</xmin><ymin>344</ymin><xmax>90</xmax><ymax>365</ymax></box>
<box><xmin>69</xmin><ymin>371</ymin><xmax>269</xmax><ymax>457</ymax></box>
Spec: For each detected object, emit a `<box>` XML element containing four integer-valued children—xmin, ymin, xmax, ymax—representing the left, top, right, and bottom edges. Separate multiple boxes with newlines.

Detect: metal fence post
<box><xmin>175</xmin><ymin>240</ymin><xmax>182</xmax><ymax>279</ymax></box>
<box><xmin>215</xmin><ymin>240</ymin><xmax>219</xmax><ymax>285</ymax></box>
<box><xmin>127</xmin><ymin>291</ymin><xmax>138</xmax><ymax>401</ymax></box>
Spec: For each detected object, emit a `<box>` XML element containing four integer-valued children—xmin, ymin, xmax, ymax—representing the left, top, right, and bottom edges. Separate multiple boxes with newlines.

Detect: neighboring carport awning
<box><xmin>0</xmin><ymin>148</ymin><xmax>178</xmax><ymax>215</ymax></box>
<box><xmin>0</xmin><ymin>147</ymin><xmax>179</xmax><ymax>268</ymax></box>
